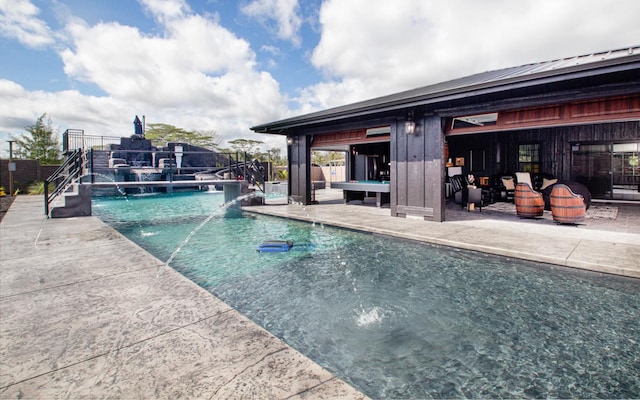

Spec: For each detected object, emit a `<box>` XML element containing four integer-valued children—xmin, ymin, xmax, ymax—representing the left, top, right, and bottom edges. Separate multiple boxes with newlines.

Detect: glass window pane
<box><xmin>613</xmin><ymin>143</ymin><xmax>639</xmax><ymax>152</ymax></box>
<box><xmin>518</xmin><ymin>143</ymin><xmax>540</xmax><ymax>172</ymax></box>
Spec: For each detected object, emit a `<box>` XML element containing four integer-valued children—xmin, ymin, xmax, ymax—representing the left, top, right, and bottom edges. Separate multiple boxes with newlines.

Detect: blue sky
<box><xmin>1</xmin><ymin>0</ymin><xmax>639</xmax><ymax>156</ymax></box>
<box><xmin>0</xmin><ymin>0</ymin><xmax>322</xmax><ymax>96</ymax></box>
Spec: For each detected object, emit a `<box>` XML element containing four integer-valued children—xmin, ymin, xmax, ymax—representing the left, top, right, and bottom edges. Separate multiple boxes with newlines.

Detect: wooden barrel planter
<box><xmin>550</xmin><ymin>184</ymin><xmax>586</xmax><ymax>224</ymax></box>
<box><xmin>514</xmin><ymin>183</ymin><xmax>544</xmax><ymax>218</ymax></box>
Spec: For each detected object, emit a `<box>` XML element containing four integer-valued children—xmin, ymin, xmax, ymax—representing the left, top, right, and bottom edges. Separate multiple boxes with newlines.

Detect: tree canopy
<box><xmin>312</xmin><ymin>150</ymin><xmax>345</xmax><ymax>166</ymax></box>
<box><xmin>144</xmin><ymin>123</ymin><xmax>220</xmax><ymax>150</ymax></box>
<box><xmin>228</xmin><ymin>139</ymin><xmax>264</xmax><ymax>155</ymax></box>
<box><xmin>11</xmin><ymin>113</ymin><xmax>62</xmax><ymax>164</ymax></box>
<box><xmin>265</xmin><ymin>147</ymin><xmax>285</xmax><ymax>166</ymax></box>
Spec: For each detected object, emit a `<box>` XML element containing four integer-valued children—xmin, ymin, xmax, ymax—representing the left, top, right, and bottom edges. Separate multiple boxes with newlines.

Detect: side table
<box><xmin>461</xmin><ymin>187</ymin><xmax>483</xmax><ymax>211</ymax></box>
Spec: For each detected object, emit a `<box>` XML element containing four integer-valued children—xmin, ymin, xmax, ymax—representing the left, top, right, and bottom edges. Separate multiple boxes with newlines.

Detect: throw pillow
<box><xmin>502</xmin><ymin>177</ymin><xmax>515</xmax><ymax>190</ymax></box>
<box><xmin>540</xmin><ymin>178</ymin><xmax>558</xmax><ymax>190</ymax></box>
<box><xmin>515</xmin><ymin>172</ymin><xmax>532</xmax><ymax>187</ymax></box>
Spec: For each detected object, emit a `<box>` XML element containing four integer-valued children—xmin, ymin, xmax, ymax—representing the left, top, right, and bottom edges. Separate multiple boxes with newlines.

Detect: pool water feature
<box><xmin>93</xmin><ymin>192</ymin><xmax>640</xmax><ymax>399</ymax></box>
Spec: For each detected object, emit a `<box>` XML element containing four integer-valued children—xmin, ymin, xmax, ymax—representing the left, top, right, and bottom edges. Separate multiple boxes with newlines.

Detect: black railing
<box><xmin>62</xmin><ymin>130</ymin><xmax>265</xmax><ymax>183</ymax></box>
<box><xmin>63</xmin><ymin>129</ymin><xmax>122</xmax><ymax>153</ymax></box>
<box><xmin>246</xmin><ymin>159</ymin><xmax>267</xmax><ymax>192</ymax></box>
<box><xmin>44</xmin><ymin>148</ymin><xmax>84</xmax><ymax>216</ymax></box>
<box><xmin>57</xmin><ymin>130</ymin><xmax>269</xmax><ymax>198</ymax></box>
<box><xmin>84</xmin><ymin>148</ymin><xmax>268</xmax><ymax>193</ymax></box>
<box><xmin>91</xmin><ymin>149</ymin><xmax>250</xmax><ymax>177</ymax></box>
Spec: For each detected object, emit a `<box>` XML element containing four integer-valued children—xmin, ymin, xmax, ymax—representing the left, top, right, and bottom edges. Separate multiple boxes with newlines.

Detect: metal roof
<box><xmin>252</xmin><ymin>46</ymin><xmax>640</xmax><ymax>134</ymax></box>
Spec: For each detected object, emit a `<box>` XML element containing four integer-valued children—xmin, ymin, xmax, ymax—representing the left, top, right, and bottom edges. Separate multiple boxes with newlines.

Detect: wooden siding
<box><xmin>311</xmin><ymin>128</ymin><xmax>390</xmax><ymax>148</ymax></box>
<box><xmin>502</xmin><ymin>105</ymin><xmax>562</xmax><ymax>125</ymax></box>
<box><xmin>569</xmin><ymin>96</ymin><xmax>640</xmax><ymax>118</ymax></box>
<box><xmin>445</xmin><ymin>95</ymin><xmax>640</xmax><ymax>135</ymax></box>
<box><xmin>502</xmin><ymin>121</ymin><xmax>640</xmax><ymax>180</ymax></box>
<box><xmin>392</xmin><ymin>115</ymin><xmax>444</xmax><ymax>221</ymax></box>
<box><xmin>447</xmin><ymin>120</ymin><xmax>640</xmax><ymax>180</ymax></box>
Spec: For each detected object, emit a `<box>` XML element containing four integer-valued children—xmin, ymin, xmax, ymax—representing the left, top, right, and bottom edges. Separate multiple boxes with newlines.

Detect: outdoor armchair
<box><xmin>514</xmin><ymin>182</ymin><xmax>544</xmax><ymax>218</ymax></box>
<box><xmin>550</xmin><ymin>184</ymin><xmax>586</xmax><ymax>224</ymax></box>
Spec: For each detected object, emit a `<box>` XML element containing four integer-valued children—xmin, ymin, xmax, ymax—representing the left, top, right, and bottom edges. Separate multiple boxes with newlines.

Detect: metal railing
<box><xmin>84</xmin><ymin>148</ymin><xmax>270</xmax><ymax>194</ymax></box>
<box><xmin>58</xmin><ymin>130</ymin><xmax>270</xmax><ymax>197</ymax></box>
<box><xmin>44</xmin><ymin>148</ymin><xmax>84</xmax><ymax>216</ymax></box>
<box><xmin>88</xmin><ymin>148</ymin><xmax>251</xmax><ymax>177</ymax></box>
<box><xmin>63</xmin><ymin>129</ymin><xmax>122</xmax><ymax>152</ymax></box>
<box><xmin>246</xmin><ymin>158</ymin><xmax>267</xmax><ymax>192</ymax></box>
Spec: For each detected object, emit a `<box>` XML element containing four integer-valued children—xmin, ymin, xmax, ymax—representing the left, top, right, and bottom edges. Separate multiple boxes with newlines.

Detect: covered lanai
<box><xmin>251</xmin><ymin>46</ymin><xmax>640</xmax><ymax>222</ymax></box>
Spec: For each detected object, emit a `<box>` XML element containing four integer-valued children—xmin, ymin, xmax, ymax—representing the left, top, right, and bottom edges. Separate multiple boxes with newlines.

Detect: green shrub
<box><xmin>27</xmin><ymin>181</ymin><xmax>55</xmax><ymax>195</ymax></box>
<box><xmin>277</xmin><ymin>170</ymin><xmax>288</xmax><ymax>180</ymax></box>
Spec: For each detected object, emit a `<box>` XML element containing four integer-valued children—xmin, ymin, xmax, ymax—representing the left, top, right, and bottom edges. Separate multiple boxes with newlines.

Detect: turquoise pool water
<box><xmin>93</xmin><ymin>192</ymin><xmax>640</xmax><ymax>399</ymax></box>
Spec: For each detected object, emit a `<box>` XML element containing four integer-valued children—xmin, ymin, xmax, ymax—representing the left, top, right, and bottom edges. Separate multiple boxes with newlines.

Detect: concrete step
<box><xmin>50</xmin><ymin>184</ymin><xmax>92</xmax><ymax>218</ymax></box>
<box><xmin>91</xmin><ymin>150</ymin><xmax>110</xmax><ymax>168</ymax></box>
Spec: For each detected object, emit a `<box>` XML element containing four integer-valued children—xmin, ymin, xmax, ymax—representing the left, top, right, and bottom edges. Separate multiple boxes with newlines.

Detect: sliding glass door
<box><xmin>571</xmin><ymin>142</ymin><xmax>639</xmax><ymax>201</ymax></box>
<box><xmin>612</xmin><ymin>143</ymin><xmax>639</xmax><ymax>200</ymax></box>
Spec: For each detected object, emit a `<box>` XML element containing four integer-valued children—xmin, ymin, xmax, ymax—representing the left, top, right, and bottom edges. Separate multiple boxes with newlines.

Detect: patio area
<box><xmin>443</xmin><ymin>196</ymin><xmax>640</xmax><ymax>235</ymax></box>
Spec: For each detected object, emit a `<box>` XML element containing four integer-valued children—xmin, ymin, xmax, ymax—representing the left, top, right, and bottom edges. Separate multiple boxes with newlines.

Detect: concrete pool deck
<box><xmin>1</xmin><ymin>192</ymin><xmax>639</xmax><ymax>399</ymax></box>
<box><xmin>0</xmin><ymin>196</ymin><xmax>367</xmax><ymax>399</ymax></box>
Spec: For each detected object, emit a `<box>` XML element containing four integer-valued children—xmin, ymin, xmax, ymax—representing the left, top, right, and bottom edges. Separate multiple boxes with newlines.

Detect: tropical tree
<box><xmin>145</xmin><ymin>123</ymin><xmax>220</xmax><ymax>150</ymax></box>
<box><xmin>216</xmin><ymin>146</ymin><xmax>233</xmax><ymax>154</ymax></box>
<box><xmin>11</xmin><ymin>113</ymin><xmax>62</xmax><ymax>164</ymax></box>
<box><xmin>312</xmin><ymin>150</ymin><xmax>345</xmax><ymax>166</ymax></box>
<box><xmin>266</xmin><ymin>147</ymin><xmax>284</xmax><ymax>165</ymax></box>
<box><xmin>194</xmin><ymin>129</ymin><xmax>221</xmax><ymax>151</ymax></box>
<box><xmin>228</xmin><ymin>139</ymin><xmax>264</xmax><ymax>157</ymax></box>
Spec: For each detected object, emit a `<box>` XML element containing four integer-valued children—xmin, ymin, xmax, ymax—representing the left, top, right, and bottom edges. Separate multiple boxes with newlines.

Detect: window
<box><xmin>451</xmin><ymin>113</ymin><xmax>498</xmax><ymax>130</ymax></box>
<box><xmin>518</xmin><ymin>143</ymin><xmax>541</xmax><ymax>173</ymax></box>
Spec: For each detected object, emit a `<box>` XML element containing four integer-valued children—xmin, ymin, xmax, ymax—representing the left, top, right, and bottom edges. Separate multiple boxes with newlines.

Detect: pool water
<box><xmin>93</xmin><ymin>192</ymin><xmax>640</xmax><ymax>399</ymax></box>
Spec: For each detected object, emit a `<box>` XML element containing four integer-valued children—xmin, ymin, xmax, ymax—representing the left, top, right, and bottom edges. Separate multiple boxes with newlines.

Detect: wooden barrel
<box><xmin>550</xmin><ymin>185</ymin><xmax>586</xmax><ymax>224</ymax></box>
<box><xmin>514</xmin><ymin>183</ymin><xmax>544</xmax><ymax>218</ymax></box>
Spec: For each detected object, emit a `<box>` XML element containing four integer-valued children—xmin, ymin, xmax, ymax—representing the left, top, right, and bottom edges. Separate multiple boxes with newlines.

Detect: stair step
<box><xmin>50</xmin><ymin>184</ymin><xmax>92</xmax><ymax>218</ymax></box>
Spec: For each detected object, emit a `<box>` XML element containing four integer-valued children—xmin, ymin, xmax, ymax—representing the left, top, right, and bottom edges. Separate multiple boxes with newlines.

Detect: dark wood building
<box><xmin>251</xmin><ymin>47</ymin><xmax>640</xmax><ymax>221</ymax></box>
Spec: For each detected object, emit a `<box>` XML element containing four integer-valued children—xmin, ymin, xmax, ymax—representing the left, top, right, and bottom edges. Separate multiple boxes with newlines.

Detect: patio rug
<box><xmin>483</xmin><ymin>202</ymin><xmax>618</xmax><ymax>220</ymax></box>
<box><xmin>585</xmin><ymin>205</ymin><xmax>618</xmax><ymax>220</ymax></box>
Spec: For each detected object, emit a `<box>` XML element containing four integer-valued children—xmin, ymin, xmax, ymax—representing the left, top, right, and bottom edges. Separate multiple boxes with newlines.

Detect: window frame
<box><xmin>518</xmin><ymin>143</ymin><xmax>541</xmax><ymax>173</ymax></box>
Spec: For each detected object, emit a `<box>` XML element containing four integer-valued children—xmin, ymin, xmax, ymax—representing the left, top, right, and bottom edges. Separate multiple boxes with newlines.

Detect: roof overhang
<box><xmin>251</xmin><ymin>47</ymin><xmax>640</xmax><ymax>135</ymax></box>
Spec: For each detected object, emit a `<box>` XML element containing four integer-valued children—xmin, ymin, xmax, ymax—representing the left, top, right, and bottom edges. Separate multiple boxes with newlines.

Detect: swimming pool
<box><xmin>93</xmin><ymin>192</ymin><xmax>640</xmax><ymax>399</ymax></box>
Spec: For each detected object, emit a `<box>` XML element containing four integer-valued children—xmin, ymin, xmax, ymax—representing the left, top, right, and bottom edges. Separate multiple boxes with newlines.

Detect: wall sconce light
<box><xmin>405</xmin><ymin>111</ymin><xmax>416</xmax><ymax>135</ymax></box>
<box><xmin>286</xmin><ymin>136</ymin><xmax>294</xmax><ymax>146</ymax></box>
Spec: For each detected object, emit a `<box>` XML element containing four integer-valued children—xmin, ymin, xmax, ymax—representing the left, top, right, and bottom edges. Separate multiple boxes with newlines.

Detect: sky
<box><xmin>1</xmin><ymin>0</ymin><xmax>639</xmax><ymax>157</ymax></box>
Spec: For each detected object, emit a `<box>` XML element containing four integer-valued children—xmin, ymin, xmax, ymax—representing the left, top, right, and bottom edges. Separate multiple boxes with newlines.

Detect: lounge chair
<box><xmin>514</xmin><ymin>182</ymin><xmax>544</xmax><ymax>218</ymax></box>
<box><xmin>550</xmin><ymin>184</ymin><xmax>586</xmax><ymax>224</ymax></box>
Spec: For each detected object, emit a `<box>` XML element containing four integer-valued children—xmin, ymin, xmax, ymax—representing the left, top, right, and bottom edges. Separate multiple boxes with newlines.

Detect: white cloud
<box><xmin>0</xmin><ymin>77</ymin><xmax>288</xmax><ymax>152</ymax></box>
<box><xmin>60</xmin><ymin>17</ymin><xmax>255</xmax><ymax>104</ymax></box>
<box><xmin>261</xmin><ymin>44</ymin><xmax>281</xmax><ymax>56</ymax></box>
<box><xmin>303</xmin><ymin>0</ymin><xmax>640</xmax><ymax>109</ymax></box>
<box><xmin>0</xmin><ymin>78</ymin><xmax>126</xmax><ymax>137</ymax></box>
<box><xmin>138</xmin><ymin>0</ymin><xmax>191</xmax><ymax>22</ymax></box>
<box><xmin>55</xmin><ymin>11</ymin><xmax>288</xmax><ymax>148</ymax></box>
<box><xmin>0</xmin><ymin>0</ymin><xmax>56</xmax><ymax>48</ymax></box>
<box><xmin>0</xmin><ymin>1</ymin><xmax>291</xmax><ymax>152</ymax></box>
<box><xmin>293</xmin><ymin>78</ymin><xmax>368</xmax><ymax>114</ymax></box>
<box><xmin>241</xmin><ymin>0</ymin><xmax>302</xmax><ymax>46</ymax></box>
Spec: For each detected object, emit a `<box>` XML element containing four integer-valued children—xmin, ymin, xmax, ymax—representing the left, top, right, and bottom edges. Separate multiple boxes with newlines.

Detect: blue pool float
<box><xmin>257</xmin><ymin>240</ymin><xmax>293</xmax><ymax>252</ymax></box>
